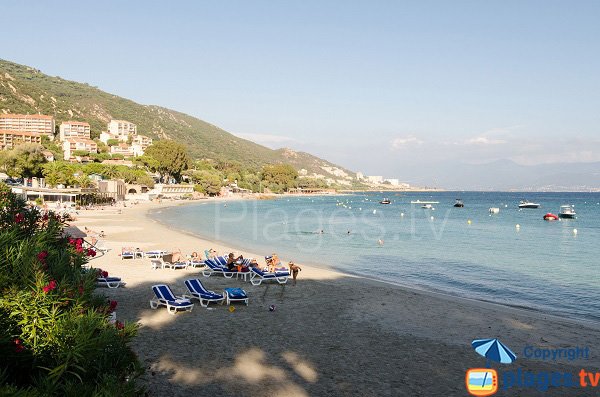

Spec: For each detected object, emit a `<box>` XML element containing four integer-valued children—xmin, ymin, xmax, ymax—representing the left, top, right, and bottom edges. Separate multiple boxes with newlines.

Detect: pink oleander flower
<box><xmin>86</xmin><ymin>248</ymin><xmax>96</xmax><ymax>257</ymax></box>
<box><xmin>37</xmin><ymin>251</ymin><xmax>48</xmax><ymax>263</ymax></box>
<box><xmin>14</xmin><ymin>213</ymin><xmax>24</xmax><ymax>223</ymax></box>
<box><xmin>76</xmin><ymin>246</ymin><xmax>84</xmax><ymax>253</ymax></box>
<box><xmin>115</xmin><ymin>321</ymin><xmax>125</xmax><ymax>330</ymax></box>
<box><xmin>14</xmin><ymin>339</ymin><xmax>24</xmax><ymax>353</ymax></box>
<box><xmin>42</xmin><ymin>279</ymin><xmax>57</xmax><ymax>293</ymax></box>
<box><xmin>101</xmin><ymin>270</ymin><xmax>108</xmax><ymax>278</ymax></box>
<box><xmin>108</xmin><ymin>300</ymin><xmax>118</xmax><ymax>312</ymax></box>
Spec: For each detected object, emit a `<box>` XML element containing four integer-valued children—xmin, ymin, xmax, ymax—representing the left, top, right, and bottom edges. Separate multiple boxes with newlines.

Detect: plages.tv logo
<box><xmin>466</xmin><ymin>338</ymin><xmax>517</xmax><ymax>396</ymax></box>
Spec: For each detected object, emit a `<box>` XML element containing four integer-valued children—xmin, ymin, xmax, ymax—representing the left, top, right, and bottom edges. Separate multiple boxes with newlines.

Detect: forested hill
<box><xmin>0</xmin><ymin>59</ymin><xmax>354</xmax><ymax>177</ymax></box>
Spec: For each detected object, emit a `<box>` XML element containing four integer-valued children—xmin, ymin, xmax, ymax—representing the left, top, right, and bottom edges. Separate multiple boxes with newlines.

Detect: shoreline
<box><xmin>72</xmin><ymin>199</ymin><xmax>600</xmax><ymax>396</ymax></box>
<box><xmin>148</xmin><ymin>199</ymin><xmax>600</xmax><ymax>329</ymax></box>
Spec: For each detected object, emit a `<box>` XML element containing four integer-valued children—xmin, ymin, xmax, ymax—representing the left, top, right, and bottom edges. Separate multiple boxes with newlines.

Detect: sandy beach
<box><xmin>73</xmin><ymin>200</ymin><xmax>600</xmax><ymax>397</ymax></box>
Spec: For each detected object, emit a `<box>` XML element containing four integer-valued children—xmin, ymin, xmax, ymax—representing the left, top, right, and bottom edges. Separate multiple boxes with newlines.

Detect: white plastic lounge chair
<box><xmin>145</xmin><ymin>250</ymin><xmax>167</xmax><ymax>259</ymax></box>
<box><xmin>149</xmin><ymin>284</ymin><xmax>194</xmax><ymax>314</ymax></box>
<box><xmin>187</xmin><ymin>258</ymin><xmax>205</xmax><ymax>268</ymax></box>
<box><xmin>121</xmin><ymin>248</ymin><xmax>135</xmax><ymax>260</ymax></box>
<box><xmin>150</xmin><ymin>259</ymin><xmax>164</xmax><ymax>270</ymax></box>
<box><xmin>151</xmin><ymin>258</ymin><xmax>186</xmax><ymax>270</ymax></box>
<box><xmin>224</xmin><ymin>287</ymin><xmax>249</xmax><ymax>305</ymax></box>
<box><xmin>183</xmin><ymin>278</ymin><xmax>225</xmax><ymax>307</ymax></box>
<box><xmin>96</xmin><ymin>276</ymin><xmax>125</xmax><ymax>288</ymax></box>
<box><xmin>250</xmin><ymin>267</ymin><xmax>290</xmax><ymax>286</ymax></box>
<box><xmin>162</xmin><ymin>258</ymin><xmax>188</xmax><ymax>270</ymax></box>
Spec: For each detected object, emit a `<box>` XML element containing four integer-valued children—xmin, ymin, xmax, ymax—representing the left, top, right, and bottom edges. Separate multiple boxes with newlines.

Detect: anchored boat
<box><xmin>558</xmin><ymin>205</ymin><xmax>576</xmax><ymax>219</ymax></box>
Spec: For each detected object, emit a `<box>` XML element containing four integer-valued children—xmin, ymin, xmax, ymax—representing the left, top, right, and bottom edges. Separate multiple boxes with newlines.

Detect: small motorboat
<box><xmin>453</xmin><ymin>199</ymin><xmax>464</xmax><ymax>208</ymax></box>
<box><xmin>489</xmin><ymin>207</ymin><xmax>500</xmax><ymax>214</ymax></box>
<box><xmin>519</xmin><ymin>200</ymin><xmax>540</xmax><ymax>209</ymax></box>
<box><xmin>379</xmin><ymin>198</ymin><xmax>391</xmax><ymax>204</ymax></box>
<box><xmin>421</xmin><ymin>204</ymin><xmax>433</xmax><ymax>209</ymax></box>
<box><xmin>543</xmin><ymin>213</ymin><xmax>559</xmax><ymax>221</ymax></box>
<box><xmin>558</xmin><ymin>205</ymin><xmax>577</xmax><ymax>219</ymax></box>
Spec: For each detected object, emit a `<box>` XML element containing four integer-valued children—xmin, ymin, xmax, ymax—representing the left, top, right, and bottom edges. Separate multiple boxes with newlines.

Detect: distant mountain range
<box><xmin>402</xmin><ymin>159</ymin><xmax>600</xmax><ymax>191</ymax></box>
<box><xmin>0</xmin><ymin>59</ymin><xmax>354</xmax><ymax>179</ymax></box>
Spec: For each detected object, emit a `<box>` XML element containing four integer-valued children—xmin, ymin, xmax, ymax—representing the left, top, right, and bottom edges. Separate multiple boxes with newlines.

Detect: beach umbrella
<box><xmin>472</xmin><ymin>338</ymin><xmax>517</xmax><ymax>365</ymax></box>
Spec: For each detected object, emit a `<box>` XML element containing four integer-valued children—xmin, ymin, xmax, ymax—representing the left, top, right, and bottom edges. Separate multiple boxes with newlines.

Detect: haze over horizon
<box><xmin>2</xmin><ymin>0</ymin><xmax>599</xmax><ymax>187</ymax></box>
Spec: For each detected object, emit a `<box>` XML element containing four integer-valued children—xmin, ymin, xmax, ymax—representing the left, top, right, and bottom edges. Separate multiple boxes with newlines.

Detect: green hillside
<box><xmin>0</xmin><ymin>59</ymin><xmax>354</xmax><ymax>178</ymax></box>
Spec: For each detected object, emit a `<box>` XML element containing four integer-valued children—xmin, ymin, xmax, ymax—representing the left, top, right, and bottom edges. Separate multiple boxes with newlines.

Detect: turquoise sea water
<box><xmin>150</xmin><ymin>192</ymin><xmax>600</xmax><ymax>322</ymax></box>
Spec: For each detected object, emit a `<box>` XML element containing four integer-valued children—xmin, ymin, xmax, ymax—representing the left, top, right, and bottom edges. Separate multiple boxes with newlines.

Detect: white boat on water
<box><xmin>518</xmin><ymin>200</ymin><xmax>540</xmax><ymax>209</ymax></box>
<box><xmin>558</xmin><ymin>205</ymin><xmax>576</xmax><ymax>219</ymax></box>
<box><xmin>421</xmin><ymin>204</ymin><xmax>433</xmax><ymax>209</ymax></box>
<box><xmin>411</xmin><ymin>200</ymin><xmax>440</xmax><ymax>204</ymax></box>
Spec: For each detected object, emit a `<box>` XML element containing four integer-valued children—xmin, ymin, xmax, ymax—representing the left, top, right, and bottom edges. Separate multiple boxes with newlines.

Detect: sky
<box><xmin>2</xmin><ymin>0</ymin><xmax>600</xmax><ymax>181</ymax></box>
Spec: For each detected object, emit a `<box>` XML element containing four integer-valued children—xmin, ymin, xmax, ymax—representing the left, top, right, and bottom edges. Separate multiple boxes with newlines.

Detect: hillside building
<box><xmin>59</xmin><ymin>121</ymin><xmax>91</xmax><ymax>141</ymax></box>
<box><xmin>131</xmin><ymin>134</ymin><xmax>153</xmax><ymax>149</ymax></box>
<box><xmin>0</xmin><ymin>130</ymin><xmax>42</xmax><ymax>150</ymax></box>
<box><xmin>0</xmin><ymin>114</ymin><xmax>55</xmax><ymax>137</ymax></box>
<box><xmin>110</xmin><ymin>143</ymin><xmax>135</xmax><ymax>157</ymax></box>
<box><xmin>107</xmin><ymin>120</ymin><xmax>137</xmax><ymax>141</ymax></box>
<box><xmin>63</xmin><ymin>138</ymin><xmax>98</xmax><ymax>160</ymax></box>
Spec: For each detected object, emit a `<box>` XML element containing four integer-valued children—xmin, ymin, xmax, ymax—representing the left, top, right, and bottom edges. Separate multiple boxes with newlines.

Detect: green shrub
<box><xmin>0</xmin><ymin>184</ymin><xmax>143</xmax><ymax>395</ymax></box>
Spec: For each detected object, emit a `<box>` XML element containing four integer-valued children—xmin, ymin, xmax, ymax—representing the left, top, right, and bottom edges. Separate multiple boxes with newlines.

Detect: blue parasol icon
<box><xmin>472</xmin><ymin>338</ymin><xmax>517</xmax><ymax>365</ymax></box>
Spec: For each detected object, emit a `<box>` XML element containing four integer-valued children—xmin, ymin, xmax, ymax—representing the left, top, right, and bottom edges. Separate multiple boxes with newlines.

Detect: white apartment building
<box><xmin>0</xmin><ymin>130</ymin><xmax>42</xmax><ymax>150</ymax></box>
<box><xmin>59</xmin><ymin>121</ymin><xmax>91</xmax><ymax>141</ymax></box>
<box><xmin>131</xmin><ymin>134</ymin><xmax>152</xmax><ymax>149</ymax></box>
<box><xmin>110</xmin><ymin>143</ymin><xmax>135</xmax><ymax>157</ymax></box>
<box><xmin>107</xmin><ymin>120</ymin><xmax>137</xmax><ymax>141</ymax></box>
<box><xmin>0</xmin><ymin>114</ymin><xmax>55</xmax><ymax>137</ymax></box>
<box><xmin>63</xmin><ymin>138</ymin><xmax>98</xmax><ymax>160</ymax></box>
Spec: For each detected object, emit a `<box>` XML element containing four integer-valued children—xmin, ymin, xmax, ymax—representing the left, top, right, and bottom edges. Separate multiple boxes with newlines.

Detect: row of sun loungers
<box><xmin>202</xmin><ymin>256</ymin><xmax>291</xmax><ymax>285</ymax></box>
<box><xmin>150</xmin><ymin>279</ymin><xmax>249</xmax><ymax>314</ymax></box>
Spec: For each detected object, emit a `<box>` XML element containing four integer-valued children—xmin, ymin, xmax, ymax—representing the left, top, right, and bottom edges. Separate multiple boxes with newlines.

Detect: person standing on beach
<box><xmin>288</xmin><ymin>261</ymin><xmax>301</xmax><ymax>286</ymax></box>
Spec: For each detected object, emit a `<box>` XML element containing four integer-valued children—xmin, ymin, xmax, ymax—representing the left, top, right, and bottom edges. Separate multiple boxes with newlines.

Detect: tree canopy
<box><xmin>143</xmin><ymin>140</ymin><xmax>190</xmax><ymax>183</ymax></box>
<box><xmin>0</xmin><ymin>144</ymin><xmax>48</xmax><ymax>178</ymax></box>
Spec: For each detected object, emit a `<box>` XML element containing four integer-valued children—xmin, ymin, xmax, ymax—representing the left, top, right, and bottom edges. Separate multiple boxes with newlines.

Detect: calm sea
<box><xmin>150</xmin><ymin>192</ymin><xmax>600</xmax><ymax>322</ymax></box>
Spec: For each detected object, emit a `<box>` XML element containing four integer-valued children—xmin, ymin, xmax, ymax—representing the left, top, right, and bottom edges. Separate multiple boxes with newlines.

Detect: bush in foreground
<box><xmin>0</xmin><ymin>184</ymin><xmax>143</xmax><ymax>395</ymax></box>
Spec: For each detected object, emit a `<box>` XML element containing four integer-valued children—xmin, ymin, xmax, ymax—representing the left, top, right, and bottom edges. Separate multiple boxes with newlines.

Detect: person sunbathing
<box><xmin>267</xmin><ymin>253</ymin><xmax>281</xmax><ymax>272</ymax></box>
<box><xmin>172</xmin><ymin>249</ymin><xmax>184</xmax><ymax>263</ymax></box>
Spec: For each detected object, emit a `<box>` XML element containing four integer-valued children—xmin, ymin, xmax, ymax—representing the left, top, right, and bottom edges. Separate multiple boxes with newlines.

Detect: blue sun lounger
<box><xmin>224</xmin><ymin>287</ymin><xmax>249</xmax><ymax>305</ymax></box>
<box><xmin>96</xmin><ymin>276</ymin><xmax>125</xmax><ymax>288</ymax></box>
<box><xmin>201</xmin><ymin>258</ymin><xmax>236</xmax><ymax>278</ymax></box>
<box><xmin>183</xmin><ymin>279</ymin><xmax>225</xmax><ymax>307</ymax></box>
<box><xmin>150</xmin><ymin>284</ymin><xmax>194</xmax><ymax>314</ymax></box>
<box><xmin>250</xmin><ymin>267</ymin><xmax>290</xmax><ymax>286</ymax></box>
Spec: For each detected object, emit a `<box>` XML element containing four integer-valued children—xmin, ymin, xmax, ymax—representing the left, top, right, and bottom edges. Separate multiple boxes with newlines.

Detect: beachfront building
<box><xmin>107</xmin><ymin>119</ymin><xmax>137</xmax><ymax>141</ymax></box>
<box><xmin>0</xmin><ymin>114</ymin><xmax>55</xmax><ymax>138</ymax></box>
<box><xmin>0</xmin><ymin>130</ymin><xmax>42</xmax><ymax>150</ymax></box>
<box><xmin>63</xmin><ymin>138</ymin><xmax>98</xmax><ymax>160</ymax></box>
<box><xmin>59</xmin><ymin>121</ymin><xmax>91</xmax><ymax>141</ymax></box>
<box><xmin>384</xmin><ymin>178</ymin><xmax>399</xmax><ymax>186</ymax></box>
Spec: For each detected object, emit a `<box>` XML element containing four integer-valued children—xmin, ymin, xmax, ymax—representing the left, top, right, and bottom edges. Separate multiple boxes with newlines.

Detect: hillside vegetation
<box><xmin>0</xmin><ymin>59</ymin><xmax>354</xmax><ymax>178</ymax></box>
